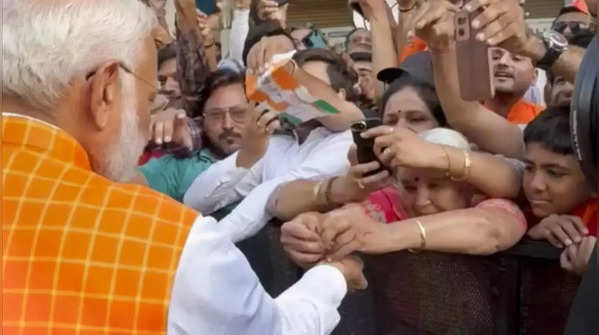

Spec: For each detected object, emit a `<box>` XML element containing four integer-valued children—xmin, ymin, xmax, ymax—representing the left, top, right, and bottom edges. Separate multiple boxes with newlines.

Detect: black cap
<box><xmin>377</xmin><ymin>51</ymin><xmax>434</xmax><ymax>86</ymax></box>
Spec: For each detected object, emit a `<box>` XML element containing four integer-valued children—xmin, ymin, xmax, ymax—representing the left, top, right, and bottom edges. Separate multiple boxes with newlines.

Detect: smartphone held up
<box><xmin>454</xmin><ymin>4</ymin><xmax>495</xmax><ymax>101</ymax></box>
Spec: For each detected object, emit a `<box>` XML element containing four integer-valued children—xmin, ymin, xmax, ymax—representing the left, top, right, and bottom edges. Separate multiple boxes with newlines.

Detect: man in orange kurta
<box><xmin>3</xmin><ymin>113</ymin><xmax>197</xmax><ymax>334</ymax></box>
<box><xmin>1</xmin><ymin>1</ymin><xmax>198</xmax><ymax>333</ymax></box>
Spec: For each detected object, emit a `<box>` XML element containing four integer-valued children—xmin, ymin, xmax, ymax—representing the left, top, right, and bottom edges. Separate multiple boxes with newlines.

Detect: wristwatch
<box><xmin>536</xmin><ymin>30</ymin><xmax>568</xmax><ymax>70</ymax></box>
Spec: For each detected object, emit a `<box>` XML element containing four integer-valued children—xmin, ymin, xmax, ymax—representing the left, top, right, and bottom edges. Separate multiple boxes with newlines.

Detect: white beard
<box><xmin>92</xmin><ymin>76</ymin><xmax>147</xmax><ymax>182</ymax></box>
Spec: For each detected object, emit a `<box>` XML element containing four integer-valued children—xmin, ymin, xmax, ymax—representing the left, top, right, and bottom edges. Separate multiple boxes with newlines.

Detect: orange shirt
<box><xmin>2</xmin><ymin>114</ymin><xmax>197</xmax><ymax>334</ymax></box>
<box><xmin>399</xmin><ymin>37</ymin><xmax>428</xmax><ymax>64</ymax></box>
<box><xmin>571</xmin><ymin>199</ymin><xmax>598</xmax><ymax>237</ymax></box>
<box><xmin>506</xmin><ymin>100</ymin><xmax>544</xmax><ymax>124</ymax></box>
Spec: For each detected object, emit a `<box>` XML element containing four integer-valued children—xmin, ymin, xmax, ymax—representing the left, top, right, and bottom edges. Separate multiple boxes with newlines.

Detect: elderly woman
<box><xmin>281</xmin><ymin>128</ymin><xmax>527</xmax><ymax>266</ymax></box>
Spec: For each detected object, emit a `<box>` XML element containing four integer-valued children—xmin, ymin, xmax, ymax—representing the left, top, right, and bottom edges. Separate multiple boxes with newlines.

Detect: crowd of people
<box><xmin>2</xmin><ymin>0</ymin><xmax>597</xmax><ymax>334</ymax></box>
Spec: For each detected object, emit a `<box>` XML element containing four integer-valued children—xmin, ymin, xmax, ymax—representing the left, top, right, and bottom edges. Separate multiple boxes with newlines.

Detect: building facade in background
<box><xmin>285</xmin><ymin>0</ymin><xmax>573</xmax><ymax>46</ymax></box>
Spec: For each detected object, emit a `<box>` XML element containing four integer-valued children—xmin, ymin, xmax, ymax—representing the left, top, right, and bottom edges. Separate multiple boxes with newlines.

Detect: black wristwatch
<box><xmin>536</xmin><ymin>30</ymin><xmax>568</xmax><ymax>70</ymax></box>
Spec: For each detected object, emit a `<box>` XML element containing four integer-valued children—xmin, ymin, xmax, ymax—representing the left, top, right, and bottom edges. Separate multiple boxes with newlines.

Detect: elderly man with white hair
<box><xmin>1</xmin><ymin>1</ymin><xmax>365</xmax><ymax>334</ymax></box>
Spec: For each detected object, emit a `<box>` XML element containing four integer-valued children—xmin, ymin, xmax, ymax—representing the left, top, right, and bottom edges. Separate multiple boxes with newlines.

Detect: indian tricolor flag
<box><xmin>246</xmin><ymin>51</ymin><xmax>340</xmax><ymax>126</ymax></box>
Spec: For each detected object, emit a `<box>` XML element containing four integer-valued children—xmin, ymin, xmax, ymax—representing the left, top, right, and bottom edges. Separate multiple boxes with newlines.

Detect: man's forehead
<box><xmin>351</xmin><ymin>29</ymin><xmax>370</xmax><ymax>39</ymax></box>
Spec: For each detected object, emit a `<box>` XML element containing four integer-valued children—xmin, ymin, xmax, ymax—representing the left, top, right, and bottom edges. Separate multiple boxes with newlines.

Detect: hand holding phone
<box><xmin>455</xmin><ymin>6</ymin><xmax>495</xmax><ymax>101</ymax></box>
<box><xmin>351</xmin><ymin>118</ymin><xmax>386</xmax><ymax>176</ymax></box>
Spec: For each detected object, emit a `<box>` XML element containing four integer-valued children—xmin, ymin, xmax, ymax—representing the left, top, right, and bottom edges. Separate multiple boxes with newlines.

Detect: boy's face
<box><xmin>523</xmin><ymin>143</ymin><xmax>593</xmax><ymax>218</ymax></box>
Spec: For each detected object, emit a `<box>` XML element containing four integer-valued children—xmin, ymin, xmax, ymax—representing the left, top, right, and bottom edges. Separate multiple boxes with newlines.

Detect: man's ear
<box><xmin>88</xmin><ymin>62</ymin><xmax>120</xmax><ymax>130</ymax></box>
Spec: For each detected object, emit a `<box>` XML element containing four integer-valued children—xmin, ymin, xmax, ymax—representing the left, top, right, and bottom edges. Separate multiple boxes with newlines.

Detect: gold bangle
<box><xmin>325</xmin><ymin>177</ymin><xmax>340</xmax><ymax>206</ymax></box>
<box><xmin>408</xmin><ymin>219</ymin><xmax>427</xmax><ymax>253</ymax></box>
<box><xmin>313</xmin><ymin>181</ymin><xmax>324</xmax><ymax>204</ymax></box>
<box><xmin>464</xmin><ymin>150</ymin><xmax>471</xmax><ymax>179</ymax></box>
<box><xmin>450</xmin><ymin>150</ymin><xmax>471</xmax><ymax>182</ymax></box>
<box><xmin>440</xmin><ymin>145</ymin><xmax>451</xmax><ymax>176</ymax></box>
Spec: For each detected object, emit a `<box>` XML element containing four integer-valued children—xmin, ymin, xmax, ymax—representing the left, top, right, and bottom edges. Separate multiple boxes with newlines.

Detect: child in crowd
<box><xmin>523</xmin><ymin>106</ymin><xmax>597</xmax><ymax>275</ymax></box>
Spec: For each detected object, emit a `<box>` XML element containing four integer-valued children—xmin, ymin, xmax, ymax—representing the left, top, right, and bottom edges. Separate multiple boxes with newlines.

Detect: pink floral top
<box><xmin>364</xmin><ymin>187</ymin><xmax>527</xmax><ymax>227</ymax></box>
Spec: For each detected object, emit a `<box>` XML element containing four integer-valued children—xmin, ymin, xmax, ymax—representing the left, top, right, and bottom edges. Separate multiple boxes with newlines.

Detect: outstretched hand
<box><xmin>281</xmin><ymin>210</ymin><xmax>371</xmax><ymax>291</ymax></box>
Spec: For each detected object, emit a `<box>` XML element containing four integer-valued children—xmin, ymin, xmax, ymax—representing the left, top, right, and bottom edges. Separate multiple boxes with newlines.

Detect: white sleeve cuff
<box><xmin>277</xmin><ymin>265</ymin><xmax>347</xmax><ymax>309</ymax></box>
<box><xmin>182</xmin><ymin>152</ymin><xmax>251</xmax><ymax>212</ymax></box>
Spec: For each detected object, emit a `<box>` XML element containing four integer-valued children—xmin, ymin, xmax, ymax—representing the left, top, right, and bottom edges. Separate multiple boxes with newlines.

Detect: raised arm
<box><xmin>357</xmin><ymin>0</ymin><xmax>399</xmax><ymax>99</ymax></box>
<box><xmin>410</xmin><ymin>0</ymin><xmax>525</xmax><ymax>157</ymax></box>
<box><xmin>268</xmin><ymin>146</ymin><xmax>391</xmax><ymax>221</ymax></box>
<box><xmin>246</xmin><ymin>35</ymin><xmax>365</xmax><ymax>132</ymax></box>
<box><xmin>291</xmin><ymin>66</ymin><xmax>365</xmax><ymax>131</ymax></box>
<box><xmin>465</xmin><ymin>0</ymin><xmax>584</xmax><ymax>83</ymax></box>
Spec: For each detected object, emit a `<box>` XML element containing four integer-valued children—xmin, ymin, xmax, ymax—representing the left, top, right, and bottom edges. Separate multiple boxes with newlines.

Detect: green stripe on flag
<box><xmin>314</xmin><ymin>100</ymin><xmax>340</xmax><ymax>115</ymax></box>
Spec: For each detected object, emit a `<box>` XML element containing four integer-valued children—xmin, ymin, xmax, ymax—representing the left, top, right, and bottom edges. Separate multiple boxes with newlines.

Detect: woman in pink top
<box><xmin>283</xmin><ymin>128</ymin><xmax>526</xmax><ymax>263</ymax></box>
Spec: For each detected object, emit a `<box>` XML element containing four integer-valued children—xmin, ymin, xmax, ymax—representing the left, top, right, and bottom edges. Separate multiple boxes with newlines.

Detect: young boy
<box><xmin>523</xmin><ymin>106</ymin><xmax>597</xmax><ymax>275</ymax></box>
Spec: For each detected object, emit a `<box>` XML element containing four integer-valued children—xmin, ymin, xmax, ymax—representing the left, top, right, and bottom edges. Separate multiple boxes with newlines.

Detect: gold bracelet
<box><xmin>325</xmin><ymin>177</ymin><xmax>340</xmax><ymax>206</ymax></box>
<box><xmin>313</xmin><ymin>181</ymin><xmax>324</xmax><ymax>204</ymax></box>
<box><xmin>440</xmin><ymin>145</ymin><xmax>451</xmax><ymax>176</ymax></box>
<box><xmin>450</xmin><ymin>150</ymin><xmax>471</xmax><ymax>182</ymax></box>
<box><xmin>464</xmin><ymin>150</ymin><xmax>472</xmax><ymax>179</ymax></box>
<box><xmin>408</xmin><ymin>219</ymin><xmax>427</xmax><ymax>253</ymax></box>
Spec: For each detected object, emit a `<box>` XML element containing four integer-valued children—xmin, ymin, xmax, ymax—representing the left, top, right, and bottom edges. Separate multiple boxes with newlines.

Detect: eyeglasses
<box><xmin>551</xmin><ymin>21</ymin><xmax>595</xmax><ymax>34</ymax></box>
<box><xmin>203</xmin><ymin>107</ymin><xmax>249</xmax><ymax>123</ymax></box>
<box><xmin>86</xmin><ymin>62</ymin><xmax>159</xmax><ymax>92</ymax></box>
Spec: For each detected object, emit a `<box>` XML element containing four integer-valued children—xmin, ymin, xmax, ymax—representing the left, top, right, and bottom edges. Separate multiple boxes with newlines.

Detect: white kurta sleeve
<box><xmin>168</xmin><ymin>216</ymin><xmax>347</xmax><ymax>335</ymax></box>
<box><xmin>218</xmin><ymin>131</ymin><xmax>352</xmax><ymax>243</ymax></box>
<box><xmin>183</xmin><ymin>152</ymin><xmax>262</xmax><ymax>214</ymax></box>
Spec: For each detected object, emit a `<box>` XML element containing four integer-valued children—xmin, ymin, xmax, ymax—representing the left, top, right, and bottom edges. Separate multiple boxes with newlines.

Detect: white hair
<box><xmin>90</xmin><ymin>74</ymin><xmax>147</xmax><ymax>182</ymax></box>
<box><xmin>2</xmin><ymin>0</ymin><xmax>156</xmax><ymax>110</ymax></box>
<box><xmin>420</xmin><ymin>128</ymin><xmax>471</xmax><ymax>151</ymax></box>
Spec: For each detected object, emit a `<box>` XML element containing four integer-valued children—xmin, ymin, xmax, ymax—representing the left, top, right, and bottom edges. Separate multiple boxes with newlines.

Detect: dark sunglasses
<box><xmin>552</xmin><ymin>21</ymin><xmax>595</xmax><ymax>34</ymax></box>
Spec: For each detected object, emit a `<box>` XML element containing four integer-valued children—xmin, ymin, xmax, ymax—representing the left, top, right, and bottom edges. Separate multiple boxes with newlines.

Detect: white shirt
<box><xmin>229</xmin><ymin>8</ymin><xmax>250</xmax><ymax>63</ymax></box>
<box><xmin>168</xmin><ymin>215</ymin><xmax>347</xmax><ymax>335</ymax></box>
<box><xmin>183</xmin><ymin>128</ymin><xmax>353</xmax><ymax>242</ymax></box>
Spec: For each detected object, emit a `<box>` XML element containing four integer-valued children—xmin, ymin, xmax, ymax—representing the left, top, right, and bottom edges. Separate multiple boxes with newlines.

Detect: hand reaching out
<box><xmin>464</xmin><ymin>0</ymin><xmax>532</xmax><ymax>55</ymax></box>
<box><xmin>560</xmin><ymin>236</ymin><xmax>597</xmax><ymax>276</ymax></box>
<box><xmin>411</xmin><ymin>0</ymin><xmax>458</xmax><ymax>52</ymax></box>
<box><xmin>245</xmin><ymin>34</ymin><xmax>295</xmax><ymax>74</ymax></box>
<box><xmin>150</xmin><ymin>108</ymin><xmax>192</xmax><ymax>149</ymax></box>
<box><xmin>329</xmin><ymin>255</ymin><xmax>369</xmax><ymax>292</ymax></box>
<box><xmin>281</xmin><ymin>212</ymin><xmax>369</xmax><ymax>291</ymax></box>
<box><xmin>258</xmin><ymin>0</ymin><xmax>288</xmax><ymax>27</ymax></box>
<box><xmin>281</xmin><ymin>212</ymin><xmax>326</xmax><ymax>269</ymax></box>
<box><xmin>321</xmin><ymin>204</ymin><xmax>390</xmax><ymax>260</ymax></box>
<box><xmin>528</xmin><ymin>214</ymin><xmax>590</xmax><ymax>248</ymax></box>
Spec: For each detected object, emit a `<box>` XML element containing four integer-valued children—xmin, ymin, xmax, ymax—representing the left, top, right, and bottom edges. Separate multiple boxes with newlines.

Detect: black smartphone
<box><xmin>351</xmin><ymin>118</ymin><xmax>385</xmax><ymax>176</ymax></box>
<box><xmin>196</xmin><ymin>0</ymin><xmax>218</xmax><ymax>15</ymax></box>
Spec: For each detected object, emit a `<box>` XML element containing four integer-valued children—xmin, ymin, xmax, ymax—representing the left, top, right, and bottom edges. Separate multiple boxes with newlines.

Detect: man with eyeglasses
<box><xmin>138</xmin><ymin>69</ymin><xmax>279</xmax><ymax>203</ymax></box>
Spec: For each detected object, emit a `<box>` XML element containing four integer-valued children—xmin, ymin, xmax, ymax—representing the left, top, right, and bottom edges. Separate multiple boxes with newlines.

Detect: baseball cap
<box><xmin>377</xmin><ymin>51</ymin><xmax>434</xmax><ymax>86</ymax></box>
